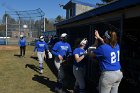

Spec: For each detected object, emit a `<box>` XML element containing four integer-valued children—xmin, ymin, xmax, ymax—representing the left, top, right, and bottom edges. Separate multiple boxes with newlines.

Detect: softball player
<box><xmin>51</xmin><ymin>33</ymin><xmax>72</xmax><ymax>93</ymax></box>
<box><xmin>73</xmin><ymin>38</ymin><xmax>88</xmax><ymax>93</ymax></box>
<box><xmin>33</xmin><ymin>36</ymin><xmax>50</xmax><ymax>74</ymax></box>
<box><xmin>92</xmin><ymin>30</ymin><xmax>123</xmax><ymax>93</ymax></box>
<box><xmin>18</xmin><ymin>34</ymin><xmax>26</xmax><ymax>57</ymax></box>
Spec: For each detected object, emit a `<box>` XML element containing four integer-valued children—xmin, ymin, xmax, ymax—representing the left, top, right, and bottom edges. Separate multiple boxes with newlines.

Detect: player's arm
<box><xmin>68</xmin><ymin>44</ymin><xmax>72</xmax><ymax>56</ymax></box>
<box><xmin>95</xmin><ymin>30</ymin><xmax>105</xmax><ymax>44</ymax></box>
<box><xmin>87</xmin><ymin>50</ymin><xmax>96</xmax><ymax>58</ymax></box>
<box><xmin>74</xmin><ymin>54</ymin><xmax>85</xmax><ymax>63</ymax></box>
<box><xmin>90</xmin><ymin>45</ymin><xmax>104</xmax><ymax>58</ymax></box>
<box><xmin>51</xmin><ymin>43</ymin><xmax>59</xmax><ymax>57</ymax></box>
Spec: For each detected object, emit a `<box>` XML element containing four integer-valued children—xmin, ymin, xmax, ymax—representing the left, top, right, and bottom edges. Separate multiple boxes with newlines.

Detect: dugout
<box><xmin>55</xmin><ymin>0</ymin><xmax>140</xmax><ymax>92</ymax></box>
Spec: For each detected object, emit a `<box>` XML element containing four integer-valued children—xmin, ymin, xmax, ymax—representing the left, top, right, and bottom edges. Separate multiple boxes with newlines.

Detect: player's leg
<box><xmin>110</xmin><ymin>71</ymin><xmax>123</xmax><ymax>93</ymax></box>
<box><xmin>99</xmin><ymin>71</ymin><xmax>112</xmax><ymax>93</ymax></box>
<box><xmin>73</xmin><ymin>66</ymin><xmax>85</xmax><ymax>93</ymax></box>
<box><xmin>37</xmin><ymin>52</ymin><xmax>43</xmax><ymax>74</ymax></box>
<box><xmin>20</xmin><ymin>46</ymin><xmax>22</xmax><ymax>57</ymax></box>
<box><xmin>23</xmin><ymin>46</ymin><xmax>26</xmax><ymax>57</ymax></box>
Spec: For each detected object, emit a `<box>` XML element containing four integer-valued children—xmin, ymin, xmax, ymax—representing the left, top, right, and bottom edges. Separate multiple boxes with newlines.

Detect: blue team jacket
<box><xmin>52</xmin><ymin>41</ymin><xmax>72</xmax><ymax>57</ymax></box>
<box><xmin>18</xmin><ymin>38</ymin><xmax>26</xmax><ymax>46</ymax></box>
<box><xmin>73</xmin><ymin>47</ymin><xmax>85</xmax><ymax>67</ymax></box>
<box><xmin>34</xmin><ymin>40</ymin><xmax>48</xmax><ymax>52</ymax></box>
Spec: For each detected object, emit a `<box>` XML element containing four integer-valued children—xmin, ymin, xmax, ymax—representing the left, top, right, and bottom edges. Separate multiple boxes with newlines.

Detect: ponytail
<box><xmin>109</xmin><ymin>31</ymin><xmax>117</xmax><ymax>48</ymax></box>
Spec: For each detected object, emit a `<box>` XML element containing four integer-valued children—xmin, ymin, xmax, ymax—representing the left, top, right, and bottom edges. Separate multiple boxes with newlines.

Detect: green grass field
<box><xmin>0</xmin><ymin>46</ymin><xmax>57</xmax><ymax>93</ymax></box>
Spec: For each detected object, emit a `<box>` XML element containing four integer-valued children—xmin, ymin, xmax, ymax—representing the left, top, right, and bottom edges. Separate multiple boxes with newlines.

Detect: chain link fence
<box><xmin>0</xmin><ymin>8</ymin><xmax>45</xmax><ymax>45</ymax></box>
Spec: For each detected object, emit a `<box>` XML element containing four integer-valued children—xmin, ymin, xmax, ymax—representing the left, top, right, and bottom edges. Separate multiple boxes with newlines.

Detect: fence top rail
<box><xmin>5</xmin><ymin>8</ymin><xmax>45</xmax><ymax>18</ymax></box>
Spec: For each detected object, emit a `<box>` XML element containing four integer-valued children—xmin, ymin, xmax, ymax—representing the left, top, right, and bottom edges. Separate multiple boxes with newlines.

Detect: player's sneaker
<box><xmin>40</xmin><ymin>70</ymin><xmax>43</xmax><ymax>74</ymax></box>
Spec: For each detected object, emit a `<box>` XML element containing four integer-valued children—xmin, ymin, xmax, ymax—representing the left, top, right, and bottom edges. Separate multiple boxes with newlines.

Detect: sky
<box><xmin>0</xmin><ymin>0</ymin><xmax>102</xmax><ymax>19</ymax></box>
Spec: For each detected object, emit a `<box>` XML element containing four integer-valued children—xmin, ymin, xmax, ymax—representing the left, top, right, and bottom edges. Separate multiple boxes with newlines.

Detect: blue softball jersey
<box><xmin>94</xmin><ymin>44</ymin><xmax>121</xmax><ymax>71</ymax></box>
<box><xmin>52</xmin><ymin>41</ymin><xmax>72</xmax><ymax>57</ymax></box>
<box><xmin>34</xmin><ymin>41</ymin><xmax>48</xmax><ymax>52</ymax></box>
<box><xmin>73</xmin><ymin>47</ymin><xmax>86</xmax><ymax>67</ymax></box>
<box><xmin>18</xmin><ymin>38</ymin><xmax>26</xmax><ymax>46</ymax></box>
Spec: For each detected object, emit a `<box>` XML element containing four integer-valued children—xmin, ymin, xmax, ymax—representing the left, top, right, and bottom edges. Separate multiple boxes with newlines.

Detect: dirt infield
<box><xmin>0</xmin><ymin>45</ymin><xmax>19</xmax><ymax>50</ymax></box>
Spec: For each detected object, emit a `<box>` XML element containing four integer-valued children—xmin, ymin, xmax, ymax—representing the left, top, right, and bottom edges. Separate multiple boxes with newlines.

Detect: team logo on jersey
<box><xmin>80</xmin><ymin>52</ymin><xmax>84</xmax><ymax>55</ymax></box>
<box><xmin>39</xmin><ymin>44</ymin><xmax>45</xmax><ymax>47</ymax></box>
<box><xmin>21</xmin><ymin>39</ymin><xmax>25</xmax><ymax>42</ymax></box>
<box><xmin>60</xmin><ymin>46</ymin><xmax>68</xmax><ymax>50</ymax></box>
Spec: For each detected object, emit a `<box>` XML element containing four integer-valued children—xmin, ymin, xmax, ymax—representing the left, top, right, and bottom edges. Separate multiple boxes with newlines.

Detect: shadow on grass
<box><xmin>14</xmin><ymin>54</ymin><xmax>21</xmax><ymax>57</ymax></box>
<box><xmin>45</xmin><ymin>58</ymin><xmax>58</xmax><ymax>77</ymax></box>
<box><xmin>32</xmin><ymin>74</ymin><xmax>56</xmax><ymax>92</ymax></box>
<box><xmin>30</xmin><ymin>56</ymin><xmax>38</xmax><ymax>61</ymax></box>
<box><xmin>25</xmin><ymin>64</ymin><xmax>41</xmax><ymax>74</ymax></box>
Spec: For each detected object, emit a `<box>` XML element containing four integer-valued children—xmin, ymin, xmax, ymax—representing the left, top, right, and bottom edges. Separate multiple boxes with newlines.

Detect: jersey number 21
<box><xmin>111</xmin><ymin>51</ymin><xmax>120</xmax><ymax>63</ymax></box>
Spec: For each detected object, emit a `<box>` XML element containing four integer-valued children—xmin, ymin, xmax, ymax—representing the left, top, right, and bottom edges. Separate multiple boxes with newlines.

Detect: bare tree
<box><xmin>0</xmin><ymin>24</ymin><xmax>5</xmax><ymax>31</ymax></box>
<box><xmin>2</xmin><ymin>13</ymin><xmax>16</xmax><ymax>24</ymax></box>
